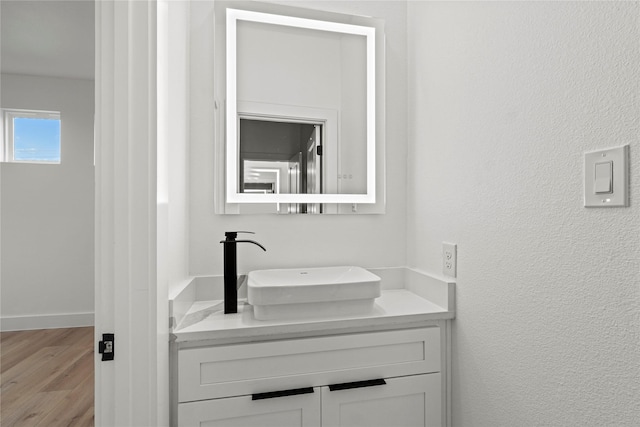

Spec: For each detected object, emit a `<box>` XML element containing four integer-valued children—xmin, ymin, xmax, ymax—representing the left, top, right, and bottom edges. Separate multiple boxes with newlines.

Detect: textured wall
<box><xmin>407</xmin><ymin>1</ymin><xmax>639</xmax><ymax>426</ymax></box>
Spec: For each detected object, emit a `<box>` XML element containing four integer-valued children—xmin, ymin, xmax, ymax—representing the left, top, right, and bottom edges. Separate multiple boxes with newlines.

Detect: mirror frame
<box><xmin>225</xmin><ymin>8</ymin><xmax>378</xmax><ymax>205</ymax></box>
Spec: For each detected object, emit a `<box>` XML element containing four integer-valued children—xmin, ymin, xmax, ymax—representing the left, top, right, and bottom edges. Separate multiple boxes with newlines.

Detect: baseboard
<box><xmin>0</xmin><ymin>312</ymin><xmax>94</xmax><ymax>331</ymax></box>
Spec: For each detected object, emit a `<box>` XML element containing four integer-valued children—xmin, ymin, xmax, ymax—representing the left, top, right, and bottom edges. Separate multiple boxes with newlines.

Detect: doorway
<box><xmin>0</xmin><ymin>0</ymin><xmax>95</xmax><ymax>422</ymax></box>
<box><xmin>239</xmin><ymin>118</ymin><xmax>324</xmax><ymax>213</ymax></box>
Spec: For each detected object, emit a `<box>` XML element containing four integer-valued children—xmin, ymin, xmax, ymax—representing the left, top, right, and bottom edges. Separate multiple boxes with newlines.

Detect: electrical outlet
<box><xmin>443</xmin><ymin>242</ymin><xmax>457</xmax><ymax>278</ymax></box>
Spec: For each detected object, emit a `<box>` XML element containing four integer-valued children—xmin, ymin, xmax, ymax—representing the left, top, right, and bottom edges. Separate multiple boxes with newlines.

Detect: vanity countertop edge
<box><xmin>171</xmin><ymin>267</ymin><xmax>455</xmax><ymax>347</ymax></box>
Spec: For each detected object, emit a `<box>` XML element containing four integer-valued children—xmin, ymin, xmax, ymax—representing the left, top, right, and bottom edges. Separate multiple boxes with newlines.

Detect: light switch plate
<box><xmin>584</xmin><ymin>145</ymin><xmax>629</xmax><ymax>207</ymax></box>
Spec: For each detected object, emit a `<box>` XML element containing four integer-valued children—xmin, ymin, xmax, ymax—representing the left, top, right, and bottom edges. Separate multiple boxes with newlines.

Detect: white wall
<box><xmin>407</xmin><ymin>2</ymin><xmax>639</xmax><ymax>426</ymax></box>
<box><xmin>159</xmin><ymin>0</ymin><xmax>191</xmax><ymax>296</ymax></box>
<box><xmin>157</xmin><ymin>1</ymin><xmax>191</xmax><ymax>423</ymax></box>
<box><xmin>237</xmin><ymin>22</ymin><xmax>343</xmax><ymax>110</ymax></box>
<box><xmin>187</xmin><ymin>0</ymin><xmax>408</xmax><ymax>284</ymax></box>
<box><xmin>1</xmin><ymin>73</ymin><xmax>94</xmax><ymax>330</ymax></box>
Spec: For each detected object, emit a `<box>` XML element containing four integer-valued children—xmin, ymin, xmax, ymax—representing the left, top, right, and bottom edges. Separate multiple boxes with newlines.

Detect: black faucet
<box><xmin>219</xmin><ymin>231</ymin><xmax>266</xmax><ymax>314</ymax></box>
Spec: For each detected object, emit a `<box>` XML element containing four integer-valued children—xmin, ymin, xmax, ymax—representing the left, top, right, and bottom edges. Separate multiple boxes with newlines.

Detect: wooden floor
<box><xmin>0</xmin><ymin>327</ymin><xmax>94</xmax><ymax>426</ymax></box>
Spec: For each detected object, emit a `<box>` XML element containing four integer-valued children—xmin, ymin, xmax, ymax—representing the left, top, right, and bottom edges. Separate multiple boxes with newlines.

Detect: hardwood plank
<box><xmin>0</xmin><ymin>327</ymin><xmax>94</xmax><ymax>427</ymax></box>
<box><xmin>0</xmin><ymin>390</ymin><xmax>68</xmax><ymax>427</ymax></box>
<box><xmin>36</xmin><ymin>327</ymin><xmax>93</xmax><ymax>350</ymax></box>
<box><xmin>71</xmin><ymin>404</ymin><xmax>95</xmax><ymax>427</ymax></box>
<box><xmin>1</xmin><ymin>345</ymin><xmax>72</xmax><ymax>395</ymax></box>
<box><xmin>1</xmin><ymin>329</ymin><xmax>54</xmax><ymax>374</ymax></box>
<box><xmin>1</xmin><ymin>337</ymin><xmax>38</xmax><ymax>374</ymax></box>
<box><xmin>1</xmin><ymin>345</ymin><xmax>83</xmax><ymax>412</ymax></box>
<box><xmin>42</xmin><ymin>347</ymin><xmax>94</xmax><ymax>392</ymax></box>
<box><xmin>37</xmin><ymin>373</ymin><xmax>94</xmax><ymax>427</ymax></box>
<box><xmin>1</xmin><ymin>328</ymin><xmax>93</xmax><ymax>373</ymax></box>
<box><xmin>0</xmin><ymin>330</ymin><xmax>26</xmax><ymax>347</ymax></box>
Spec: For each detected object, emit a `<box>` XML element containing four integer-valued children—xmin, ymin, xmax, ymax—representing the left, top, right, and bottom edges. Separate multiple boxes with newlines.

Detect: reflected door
<box><xmin>288</xmin><ymin>152</ymin><xmax>301</xmax><ymax>213</ymax></box>
<box><xmin>306</xmin><ymin>125</ymin><xmax>322</xmax><ymax>213</ymax></box>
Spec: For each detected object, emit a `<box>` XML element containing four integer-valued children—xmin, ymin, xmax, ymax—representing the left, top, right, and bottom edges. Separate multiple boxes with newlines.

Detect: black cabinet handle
<box><xmin>252</xmin><ymin>387</ymin><xmax>314</xmax><ymax>401</ymax></box>
<box><xmin>328</xmin><ymin>378</ymin><xmax>386</xmax><ymax>391</ymax></box>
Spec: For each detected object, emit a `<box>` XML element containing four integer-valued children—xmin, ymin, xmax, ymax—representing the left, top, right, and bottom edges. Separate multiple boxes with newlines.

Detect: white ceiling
<box><xmin>1</xmin><ymin>0</ymin><xmax>94</xmax><ymax>80</ymax></box>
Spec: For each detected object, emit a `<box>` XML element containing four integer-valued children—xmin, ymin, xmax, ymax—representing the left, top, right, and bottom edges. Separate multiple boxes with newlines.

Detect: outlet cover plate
<box><xmin>443</xmin><ymin>242</ymin><xmax>457</xmax><ymax>278</ymax></box>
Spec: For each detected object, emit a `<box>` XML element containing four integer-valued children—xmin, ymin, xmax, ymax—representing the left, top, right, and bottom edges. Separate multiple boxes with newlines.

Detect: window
<box><xmin>2</xmin><ymin>109</ymin><xmax>61</xmax><ymax>163</ymax></box>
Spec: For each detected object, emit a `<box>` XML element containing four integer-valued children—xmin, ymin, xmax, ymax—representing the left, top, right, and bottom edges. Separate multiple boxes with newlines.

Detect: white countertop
<box><xmin>172</xmin><ymin>289</ymin><xmax>453</xmax><ymax>346</ymax></box>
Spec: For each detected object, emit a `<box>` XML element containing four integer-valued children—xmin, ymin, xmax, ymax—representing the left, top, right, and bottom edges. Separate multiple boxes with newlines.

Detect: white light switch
<box><xmin>594</xmin><ymin>161</ymin><xmax>612</xmax><ymax>194</ymax></box>
<box><xmin>584</xmin><ymin>145</ymin><xmax>629</xmax><ymax>207</ymax></box>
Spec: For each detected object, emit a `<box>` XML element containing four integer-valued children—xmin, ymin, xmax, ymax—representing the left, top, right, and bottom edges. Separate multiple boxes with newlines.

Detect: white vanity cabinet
<box><xmin>320</xmin><ymin>374</ymin><xmax>441</xmax><ymax>427</ymax></box>
<box><xmin>179</xmin><ymin>389</ymin><xmax>321</xmax><ymax>427</ymax></box>
<box><xmin>176</xmin><ymin>327</ymin><xmax>444</xmax><ymax>427</ymax></box>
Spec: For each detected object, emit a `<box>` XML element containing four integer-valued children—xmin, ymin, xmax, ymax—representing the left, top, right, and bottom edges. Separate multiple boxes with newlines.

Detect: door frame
<box><xmin>94</xmin><ymin>0</ymin><xmax>166</xmax><ymax>425</ymax></box>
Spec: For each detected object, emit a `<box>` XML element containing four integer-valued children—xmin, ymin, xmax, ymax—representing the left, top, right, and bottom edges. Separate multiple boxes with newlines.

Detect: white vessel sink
<box><xmin>247</xmin><ymin>266</ymin><xmax>381</xmax><ymax>320</ymax></box>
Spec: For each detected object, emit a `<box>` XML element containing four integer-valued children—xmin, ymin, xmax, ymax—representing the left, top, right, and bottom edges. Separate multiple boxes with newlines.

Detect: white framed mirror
<box><xmin>214</xmin><ymin>1</ymin><xmax>385</xmax><ymax>214</ymax></box>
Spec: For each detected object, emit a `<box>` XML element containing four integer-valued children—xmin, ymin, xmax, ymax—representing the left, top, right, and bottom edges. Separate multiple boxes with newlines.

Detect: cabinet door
<box><xmin>178</xmin><ymin>387</ymin><xmax>321</xmax><ymax>427</ymax></box>
<box><xmin>321</xmin><ymin>374</ymin><xmax>441</xmax><ymax>427</ymax></box>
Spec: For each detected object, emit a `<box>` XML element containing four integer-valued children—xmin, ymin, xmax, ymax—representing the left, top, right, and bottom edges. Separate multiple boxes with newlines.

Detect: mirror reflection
<box><xmin>240</xmin><ymin>119</ymin><xmax>323</xmax><ymax>213</ymax></box>
<box><xmin>240</xmin><ymin>119</ymin><xmax>320</xmax><ymax>191</ymax></box>
<box><xmin>235</xmin><ymin>18</ymin><xmax>367</xmax><ymax>196</ymax></box>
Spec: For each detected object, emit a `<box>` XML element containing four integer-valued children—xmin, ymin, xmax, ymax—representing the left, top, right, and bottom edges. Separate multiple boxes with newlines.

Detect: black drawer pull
<box><xmin>329</xmin><ymin>378</ymin><xmax>386</xmax><ymax>391</ymax></box>
<box><xmin>252</xmin><ymin>387</ymin><xmax>314</xmax><ymax>401</ymax></box>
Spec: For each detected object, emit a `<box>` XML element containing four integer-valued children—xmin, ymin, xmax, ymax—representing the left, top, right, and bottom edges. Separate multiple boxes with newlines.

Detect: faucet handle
<box><xmin>224</xmin><ymin>231</ymin><xmax>255</xmax><ymax>240</ymax></box>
